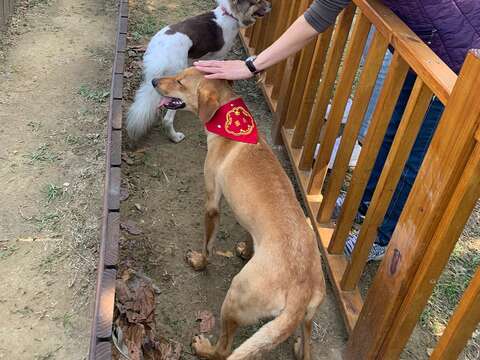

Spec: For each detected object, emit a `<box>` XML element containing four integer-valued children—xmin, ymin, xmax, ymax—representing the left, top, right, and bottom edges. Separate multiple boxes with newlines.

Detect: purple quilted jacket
<box><xmin>382</xmin><ymin>0</ymin><xmax>480</xmax><ymax>74</ymax></box>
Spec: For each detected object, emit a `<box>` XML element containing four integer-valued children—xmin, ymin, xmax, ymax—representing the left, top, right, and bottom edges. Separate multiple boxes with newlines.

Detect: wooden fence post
<box><xmin>344</xmin><ymin>49</ymin><xmax>480</xmax><ymax>359</ymax></box>
<box><xmin>430</xmin><ymin>265</ymin><xmax>480</xmax><ymax>360</ymax></box>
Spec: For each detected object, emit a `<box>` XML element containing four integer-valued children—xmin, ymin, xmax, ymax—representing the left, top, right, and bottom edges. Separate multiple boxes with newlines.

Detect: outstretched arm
<box><xmin>194</xmin><ymin>0</ymin><xmax>350</xmax><ymax>80</ymax></box>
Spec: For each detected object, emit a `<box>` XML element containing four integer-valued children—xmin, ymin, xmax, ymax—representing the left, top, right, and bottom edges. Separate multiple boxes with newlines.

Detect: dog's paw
<box><xmin>192</xmin><ymin>335</ymin><xmax>214</xmax><ymax>358</ymax></box>
<box><xmin>169</xmin><ymin>131</ymin><xmax>185</xmax><ymax>143</ymax></box>
<box><xmin>235</xmin><ymin>241</ymin><xmax>253</xmax><ymax>261</ymax></box>
<box><xmin>186</xmin><ymin>250</ymin><xmax>207</xmax><ymax>271</ymax></box>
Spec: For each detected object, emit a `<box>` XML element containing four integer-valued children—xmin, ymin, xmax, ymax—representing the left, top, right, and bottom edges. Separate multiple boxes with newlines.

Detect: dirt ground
<box><xmin>1</xmin><ymin>0</ymin><xmax>477</xmax><ymax>359</ymax></box>
<box><xmin>121</xmin><ymin>2</ymin><xmax>479</xmax><ymax>360</ymax></box>
<box><xmin>120</xmin><ymin>1</ymin><xmax>348</xmax><ymax>359</ymax></box>
<box><xmin>0</xmin><ymin>0</ymin><xmax>115</xmax><ymax>358</ymax></box>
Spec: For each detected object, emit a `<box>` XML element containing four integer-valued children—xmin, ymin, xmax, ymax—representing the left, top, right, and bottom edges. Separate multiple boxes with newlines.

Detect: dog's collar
<box><xmin>205</xmin><ymin>98</ymin><xmax>258</xmax><ymax>144</ymax></box>
<box><xmin>221</xmin><ymin>6</ymin><xmax>239</xmax><ymax>22</ymax></box>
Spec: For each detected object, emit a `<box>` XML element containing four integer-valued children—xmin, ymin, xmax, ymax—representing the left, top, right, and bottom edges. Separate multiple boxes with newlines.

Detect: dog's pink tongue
<box><xmin>159</xmin><ymin>97</ymin><xmax>172</xmax><ymax>107</ymax></box>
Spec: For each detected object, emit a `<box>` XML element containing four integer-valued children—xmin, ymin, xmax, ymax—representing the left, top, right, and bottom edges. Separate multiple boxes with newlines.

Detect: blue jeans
<box><xmin>358</xmin><ymin>28</ymin><xmax>393</xmax><ymax>142</ymax></box>
<box><xmin>358</xmin><ymin>72</ymin><xmax>444</xmax><ymax>246</ymax></box>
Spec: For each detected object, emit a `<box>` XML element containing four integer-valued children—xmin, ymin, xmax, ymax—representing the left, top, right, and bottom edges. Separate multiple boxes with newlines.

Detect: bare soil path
<box><xmin>0</xmin><ymin>0</ymin><xmax>115</xmax><ymax>358</ymax></box>
<box><xmin>120</xmin><ymin>1</ymin><xmax>347</xmax><ymax>359</ymax></box>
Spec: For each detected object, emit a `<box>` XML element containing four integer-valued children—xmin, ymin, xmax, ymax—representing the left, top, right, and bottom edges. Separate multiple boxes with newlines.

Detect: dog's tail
<box><xmin>126</xmin><ymin>81</ymin><xmax>161</xmax><ymax>140</ymax></box>
<box><xmin>227</xmin><ymin>290</ymin><xmax>306</xmax><ymax>360</ymax></box>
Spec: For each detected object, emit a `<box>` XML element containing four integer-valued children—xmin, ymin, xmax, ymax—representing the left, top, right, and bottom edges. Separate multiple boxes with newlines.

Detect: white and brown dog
<box><xmin>152</xmin><ymin>67</ymin><xmax>325</xmax><ymax>360</ymax></box>
<box><xmin>126</xmin><ymin>0</ymin><xmax>271</xmax><ymax>143</ymax></box>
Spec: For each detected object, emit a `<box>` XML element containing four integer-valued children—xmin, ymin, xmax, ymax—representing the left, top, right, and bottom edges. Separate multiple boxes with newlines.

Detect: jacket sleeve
<box><xmin>304</xmin><ymin>0</ymin><xmax>351</xmax><ymax>33</ymax></box>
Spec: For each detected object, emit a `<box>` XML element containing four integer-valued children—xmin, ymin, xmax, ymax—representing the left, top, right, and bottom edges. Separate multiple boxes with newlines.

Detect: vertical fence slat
<box><xmin>250</xmin><ymin>17</ymin><xmax>266</xmax><ymax>52</ymax></box>
<box><xmin>317</xmin><ymin>31</ymin><xmax>389</xmax><ymax>223</ymax></box>
<box><xmin>270</xmin><ymin>0</ymin><xmax>309</xmax><ymax>100</ymax></box>
<box><xmin>290</xmin><ymin>27</ymin><xmax>334</xmax><ymax>145</ymax></box>
<box><xmin>328</xmin><ymin>51</ymin><xmax>409</xmax><ymax>254</ymax></box>
<box><xmin>265</xmin><ymin>0</ymin><xmax>297</xmax><ymax>86</ymax></box>
<box><xmin>271</xmin><ymin>55</ymin><xmax>297</xmax><ymax>144</ymax></box>
<box><xmin>257</xmin><ymin>0</ymin><xmax>280</xmax><ymax>52</ymax></box>
<box><xmin>244</xmin><ymin>23</ymin><xmax>254</xmax><ymax>40</ymax></box>
<box><xmin>283</xmin><ymin>39</ymin><xmax>321</xmax><ymax>128</ymax></box>
<box><xmin>268</xmin><ymin>0</ymin><xmax>290</xmax><ymax>46</ymax></box>
<box><xmin>431</xmin><ymin>265</ymin><xmax>480</xmax><ymax>360</ymax></box>
<box><xmin>265</xmin><ymin>0</ymin><xmax>297</xmax><ymax>87</ymax></box>
<box><xmin>298</xmin><ymin>4</ymin><xmax>356</xmax><ymax>170</ymax></box>
<box><xmin>290</xmin><ymin>26</ymin><xmax>334</xmax><ymax>139</ymax></box>
<box><xmin>340</xmin><ymin>78</ymin><xmax>432</xmax><ymax>290</ymax></box>
<box><xmin>306</xmin><ymin>13</ymin><xmax>370</xmax><ymax>191</ymax></box>
<box><xmin>344</xmin><ymin>49</ymin><xmax>480</xmax><ymax>360</ymax></box>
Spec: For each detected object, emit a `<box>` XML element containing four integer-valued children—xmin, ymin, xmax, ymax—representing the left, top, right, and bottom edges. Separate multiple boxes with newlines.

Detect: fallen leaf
<box><xmin>216</xmin><ymin>250</ymin><xmax>234</xmax><ymax>258</ymax></box>
<box><xmin>113</xmin><ymin>269</ymin><xmax>181</xmax><ymax>360</ymax></box>
<box><xmin>120</xmin><ymin>220</ymin><xmax>143</xmax><ymax>235</ymax></box>
<box><xmin>124</xmin><ymin>71</ymin><xmax>133</xmax><ymax>78</ymax></box>
<box><xmin>156</xmin><ymin>341</ymin><xmax>181</xmax><ymax>360</ymax></box>
<box><xmin>196</xmin><ymin>310</ymin><xmax>215</xmax><ymax>334</ymax></box>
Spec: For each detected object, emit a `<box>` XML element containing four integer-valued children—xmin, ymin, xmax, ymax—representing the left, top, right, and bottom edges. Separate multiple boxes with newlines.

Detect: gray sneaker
<box><xmin>332</xmin><ymin>193</ymin><xmax>365</xmax><ymax>224</ymax></box>
<box><xmin>344</xmin><ymin>231</ymin><xmax>386</xmax><ymax>262</ymax></box>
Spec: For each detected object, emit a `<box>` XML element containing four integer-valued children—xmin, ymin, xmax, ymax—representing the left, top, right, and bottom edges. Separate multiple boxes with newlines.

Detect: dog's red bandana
<box><xmin>205</xmin><ymin>98</ymin><xmax>258</xmax><ymax>144</ymax></box>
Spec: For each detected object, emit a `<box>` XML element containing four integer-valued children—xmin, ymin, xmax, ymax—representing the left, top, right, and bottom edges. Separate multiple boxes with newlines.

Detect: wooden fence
<box><xmin>0</xmin><ymin>0</ymin><xmax>16</xmax><ymax>28</ymax></box>
<box><xmin>241</xmin><ymin>0</ymin><xmax>480</xmax><ymax>358</ymax></box>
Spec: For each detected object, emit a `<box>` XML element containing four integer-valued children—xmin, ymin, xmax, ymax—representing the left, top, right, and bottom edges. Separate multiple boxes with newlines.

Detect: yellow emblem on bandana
<box><xmin>225</xmin><ymin>106</ymin><xmax>255</xmax><ymax>136</ymax></box>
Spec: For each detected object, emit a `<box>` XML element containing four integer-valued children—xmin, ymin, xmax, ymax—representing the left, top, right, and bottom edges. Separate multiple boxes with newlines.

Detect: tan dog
<box><xmin>152</xmin><ymin>68</ymin><xmax>325</xmax><ymax>360</ymax></box>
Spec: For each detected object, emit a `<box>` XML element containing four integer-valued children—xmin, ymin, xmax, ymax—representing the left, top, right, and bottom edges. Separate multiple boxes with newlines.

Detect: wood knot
<box><xmin>390</xmin><ymin>248</ymin><xmax>401</xmax><ymax>275</ymax></box>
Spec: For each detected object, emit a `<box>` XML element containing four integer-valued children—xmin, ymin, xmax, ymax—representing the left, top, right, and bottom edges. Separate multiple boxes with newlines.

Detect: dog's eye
<box><xmin>177</xmin><ymin>80</ymin><xmax>183</xmax><ymax>86</ymax></box>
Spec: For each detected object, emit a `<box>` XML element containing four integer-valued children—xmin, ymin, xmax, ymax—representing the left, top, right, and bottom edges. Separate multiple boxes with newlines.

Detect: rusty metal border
<box><xmin>88</xmin><ymin>1</ymin><xmax>128</xmax><ymax>358</ymax></box>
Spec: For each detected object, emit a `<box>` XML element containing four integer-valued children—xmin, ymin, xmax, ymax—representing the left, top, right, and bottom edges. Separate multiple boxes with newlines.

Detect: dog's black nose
<box><xmin>151</xmin><ymin>78</ymin><xmax>158</xmax><ymax>87</ymax></box>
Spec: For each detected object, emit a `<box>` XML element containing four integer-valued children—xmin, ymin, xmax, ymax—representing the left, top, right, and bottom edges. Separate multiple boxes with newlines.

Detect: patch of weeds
<box><xmin>11</xmin><ymin>306</ymin><xmax>34</xmax><ymax>317</ymax></box>
<box><xmin>27</xmin><ymin>121</ymin><xmax>42</xmax><ymax>132</ymax></box>
<box><xmin>30</xmin><ymin>212</ymin><xmax>61</xmax><ymax>232</ymax></box>
<box><xmin>86</xmin><ymin>46</ymin><xmax>111</xmax><ymax>65</ymax></box>
<box><xmin>27</xmin><ymin>0</ymin><xmax>50</xmax><ymax>8</ymax></box>
<box><xmin>422</xmin><ymin>239</ymin><xmax>480</xmax><ymax>336</ymax></box>
<box><xmin>65</xmin><ymin>134</ymin><xmax>82</xmax><ymax>146</ymax></box>
<box><xmin>150</xmin><ymin>168</ymin><xmax>163</xmax><ymax>179</ymax></box>
<box><xmin>62</xmin><ymin>312</ymin><xmax>74</xmax><ymax>330</ymax></box>
<box><xmin>143</xmin><ymin>152</ymin><xmax>154</xmax><ymax>167</ymax></box>
<box><xmin>0</xmin><ymin>244</ymin><xmax>18</xmax><ymax>260</ymax></box>
<box><xmin>39</xmin><ymin>249</ymin><xmax>63</xmax><ymax>273</ymax></box>
<box><xmin>25</xmin><ymin>144</ymin><xmax>58</xmax><ymax>163</ymax></box>
<box><xmin>131</xmin><ymin>15</ymin><xmax>163</xmax><ymax>41</ymax></box>
<box><xmin>34</xmin><ymin>346</ymin><xmax>63</xmax><ymax>360</ymax></box>
<box><xmin>43</xmin><ymin>183</ymin><xmax>63</xmax><ymax>203</ymax></box>
<box><xmin>78</xmin><ymin>85</ymin><xmax>110</xmax><ymax>103</ymax></box>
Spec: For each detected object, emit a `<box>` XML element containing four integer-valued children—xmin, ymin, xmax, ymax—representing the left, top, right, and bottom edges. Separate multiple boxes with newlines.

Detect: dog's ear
<box><xmin>198</xmin><ymin>82</ymin><xmax>221</xmax><ymax>123</ymax></box>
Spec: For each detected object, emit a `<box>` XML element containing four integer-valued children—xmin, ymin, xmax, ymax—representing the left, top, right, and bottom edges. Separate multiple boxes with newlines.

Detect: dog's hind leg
<box><xmin>192</xmin><ymin>316</ymin><xmax>238</xmax><ymax>360</ymax></box>
<box><xmin>162</xmin><ymin>110</ymin><xmax>185</xmax><ymax>143</ymax></box>
<box><xmin>187</xmin><ymin>172</ymin><xmax>221</xmax><ymax>271</ymax></box>
<box><xmin>294</xmin><ymin>287</ymin><xmax>324</xmax><ymax>360</ymax></box>
<box><xmin>193</xmin><ymin>288</ymin><xmax>241</xmax><ymax>359</ymax></box>
<box><xmin>294</xmin><ymin>319</ymin><xmax>313</xmax><ymax>360</ymax></box>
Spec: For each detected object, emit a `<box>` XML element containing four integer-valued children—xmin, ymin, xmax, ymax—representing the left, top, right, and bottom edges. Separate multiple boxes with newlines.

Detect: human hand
<box><xmin>193</xmin><ymin>60</ymin><xmax>254</xmax><ymax>80</ymax></box>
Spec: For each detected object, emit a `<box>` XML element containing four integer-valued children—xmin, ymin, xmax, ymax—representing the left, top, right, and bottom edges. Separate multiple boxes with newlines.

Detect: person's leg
<box><xmin>375</xmin><ymin>96</ymin><xmax>444</xmax><ymax>246</ymax></box>
<box><xmin>358</xmin><ymin>40</ymin><xmax>393</xmax><ymax>143</ymax></box>
<box><xmin>358</xmin><ymin>71</ymin><xmax>417</xmax><ymax>216</ymax></box>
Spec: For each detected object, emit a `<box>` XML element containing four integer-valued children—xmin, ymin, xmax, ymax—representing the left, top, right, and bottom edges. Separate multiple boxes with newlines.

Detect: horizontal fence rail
<box><xmin>241</xmin><ymin>0</ymin><xmax>480</xmax><ymax>357</ymax></box>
